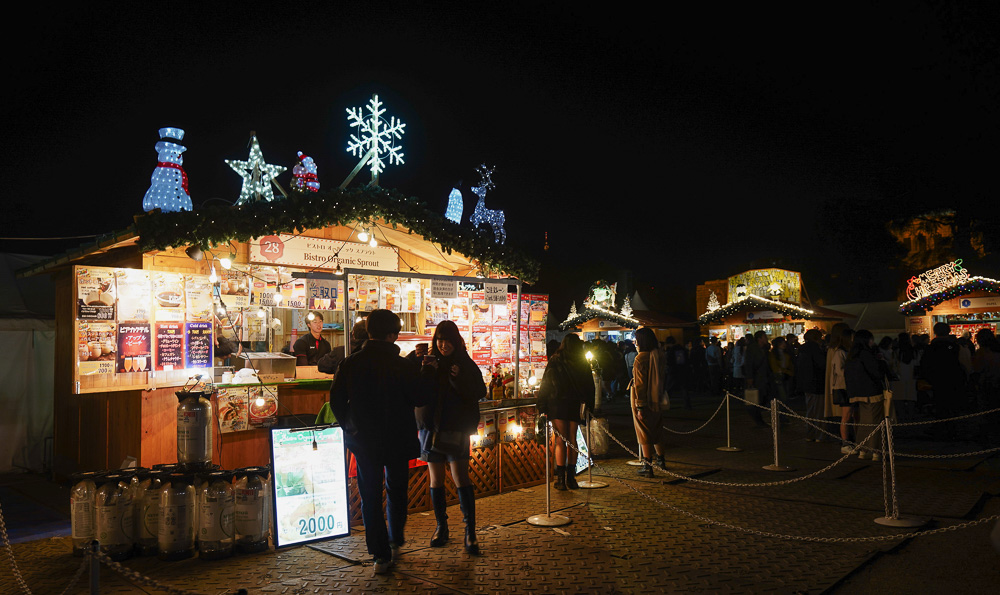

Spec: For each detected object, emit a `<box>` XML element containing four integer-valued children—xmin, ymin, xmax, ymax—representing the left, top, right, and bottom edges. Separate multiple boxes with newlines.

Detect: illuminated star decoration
<box><xmin>469</xmin><ymin>164</ymin><xmax>505</xmax><ymax>243</ymax></box>
<box><xmin>142</xmin><ymin>127</ymin><xmax>192</xmax><ymax>213</ymax></box>
<box><xmin>226</xmin><ymin>134</ymin><xmax>287</xmax><ymax>204</ymax></box>
<box><xmin>346</xmin><ymin>94</ymin><xmax>406</xmax><ymax>185</ymax></box>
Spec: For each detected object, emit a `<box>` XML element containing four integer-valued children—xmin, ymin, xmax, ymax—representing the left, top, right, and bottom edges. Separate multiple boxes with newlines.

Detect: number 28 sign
<box><xmin>258</xmin><ymin>235</ymin><xmax>285</xmax><ymax>262</ymax></box>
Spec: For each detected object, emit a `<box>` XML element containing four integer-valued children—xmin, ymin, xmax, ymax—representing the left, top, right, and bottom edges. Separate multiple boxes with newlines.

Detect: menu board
<box><xmin>77</xmin><ymin>321</ymin><xmax>116</xmax><ymax>375</ymax></box>
<box><xmin>380</xmin><ymin>280</ymin><xmax>401</xmax><ymax>312</ymax></box>
<box><xmin>357</xmin><ymin>276</ymin><xmax>380</xmax><ymax>311</ymax></box>
<box><xmin>116</xmin><ymin>323</ymin><xmax>151</xmax><ymax>373</ymax></box>
<box><xmin>76</xmin><ymin>267</ymin><xmax>117</xmax><ymax>320</ymax></box>
<box><xmin>184</xmin><ymin>274</ymin><xmax>213</xmax><ymax>321</ymax></box>
<box><xmin>116</xmin><ymin>269</ymin><xmax>151</xmax><ymax>321</ymax></box>
<box><xmin>269</xmin><ymin>425</ymin><xmax>351</xmax><ymax>548</ymax></box>
<box><xmin>185</xmin><ymin>322</ymin><xmax>213</xmax><ymax>369</ymax></box>
<box><xmin>152</xmin><ymin>272</ymin><xmax>185</xmax><ymax>322</ymax></box>
<box><xmin>219</xmin><ymin>264</ymin><xmax>250</xmax><ymax>309</ymax></box>
<box><xmin>217</xmin><ymin>388</ymin><xmax>249</xmax><ymax>433</ymax></box>
<box><xmin>155</xmin><ymin>322</ymin><xmax>185</xmax><ymax>371</ymax></box>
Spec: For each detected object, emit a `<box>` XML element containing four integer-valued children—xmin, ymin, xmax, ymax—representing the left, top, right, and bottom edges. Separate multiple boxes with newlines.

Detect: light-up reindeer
<box><xmin>468</xmin><ymin>164</ymin><xmax>506</xmax><ymax>244</ymax></box>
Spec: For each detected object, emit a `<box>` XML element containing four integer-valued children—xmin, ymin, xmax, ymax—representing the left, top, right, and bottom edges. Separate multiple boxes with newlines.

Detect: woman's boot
<box><xmin>637</xmin><ymin>458</ymin><xmax>654</xmax><ymax>478</ymax></box>
<box><xmin>429</xmin><ymin>487</ymin><xmax>449</xmax><ymax>547</ymax></box>
<box><xmin>565</xmin><ymin>464</ymin><xmax>579</xmax><ymax>489</ymax></box>
<box><xmin>553</xmin><ymin>465</ymin><xmax>567</xmax><ymax>491</ymax></box>
<box><xmin>457</xmin><ymin>485</ymin><xmax>479</xmax><ymax>555</ymax></box>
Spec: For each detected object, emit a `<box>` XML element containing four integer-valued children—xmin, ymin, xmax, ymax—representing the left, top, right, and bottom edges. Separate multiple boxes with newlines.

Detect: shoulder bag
<box><xmin>429</xmin><ymin>388</ymin><xmax>467</xmax><ymax>454</ymax></box>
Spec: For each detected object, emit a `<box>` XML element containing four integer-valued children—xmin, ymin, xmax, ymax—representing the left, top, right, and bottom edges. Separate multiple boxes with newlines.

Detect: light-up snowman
<box><xmin>142</xmin><ymin>127</ymin><xmax>192</xmax><ymax>213</ymax></box>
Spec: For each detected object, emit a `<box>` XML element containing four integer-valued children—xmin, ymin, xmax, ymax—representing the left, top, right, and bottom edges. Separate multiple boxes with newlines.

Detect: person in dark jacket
<box><xmin>293</xmin><ymin>311</ymin><xmax>332</xmax><ymax>365</ymax></box>
<box><xmin>845</xmin><ymin>329</ymin><xmax>884</xmax><ymax>460</ymax></box>
<box><xmin>317</xmin><ymin>319</ymin><xmax>367</xmax><ymax>375</ymax></box>
<box><xmin>416</xmin><ymin>320</ymin><xmax>486</xmax><ymax>554</ymax></box>
<box><xmin>920</xmin><ymin>322</ymin><xmax>967</xmax><ymax>439</ymax></box>
<box><xmin>744</xmin><ymin>331</ymin><xmax>771</xmax><ymax>426</ymax></box>
<box><xmin>328</xmin><ymin>309</ymin><xmax>429</xmax><ymax>575</ymax></box>
<box><xmin>536</xmin><ymin>334</ymin><xmax>594</xmax><ymax>490</ymax></box>
<box><xmin>796</xmin><ymin>329</ymin><xmax>826</xmax><ymax>441</ymax></box>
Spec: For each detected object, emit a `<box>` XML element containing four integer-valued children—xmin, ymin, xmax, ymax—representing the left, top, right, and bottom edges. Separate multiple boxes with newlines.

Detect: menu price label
<box><xmin>484</xmin><ymin>283</ymin><xmax>507</xmax><ymax>305</ymax></box>
<box><xmin>116</xmin><ymin>323</ymin><xmax>151</xmax><ymax>373</ymax></box>
<box><xmin>185</xmin><ymin>322</ymin><xmax>213</xmax><ymax>369</ymax></box>
<box><xmin>155</xmin><ymin>322</ymin><xmax>184</xmax><ymax>371</ymax></box>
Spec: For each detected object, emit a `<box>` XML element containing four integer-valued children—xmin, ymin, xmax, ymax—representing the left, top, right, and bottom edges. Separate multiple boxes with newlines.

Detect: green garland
<box><xmin>134</xmin><ymin>186</ymin><xmax>540</xmax><ymax>283</ymax></box>
<box><xmin>558</xmin><ymin>308</ymin><xmax>639</xmax><ymax>331</ymax></box>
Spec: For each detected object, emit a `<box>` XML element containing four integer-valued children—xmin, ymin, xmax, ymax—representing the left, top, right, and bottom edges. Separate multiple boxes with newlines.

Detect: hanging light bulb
<box><xmin>217</xmin><ymin>304</ymin><xmax>227</xmax><ymax>317</ymax></box>
<box><xmin>528</xmin><ymin>375</ymin><xmax>538</xmax><ymax>386</ymax></box>
<box><xmin>369</xmin><ymin>237</ymin><xmax>378</xmax><ymax>248</ymax></box>
<box><xmin>209</xmin><ymin>265</ymin><xmax>218</xmax><ymax>284</ymax></box>
<box><xmin>257</xmin><ymin>307</ymin><xmax>266</xmax><ymax>318</ymax></box>
<box><xmin>255</xmin><ymin>396</ymin><xmax>266</xmax><ymax>407</ymax></box>
<box><xmin>273</xmin><ymin>292</ymin><xmax>283</xmax><ymax>304</ymax></box>
<box><xmin>307</xmin><ymin>312</ymin><xmax>315</xmax><ymax>321</ymax></box>
<box><xmin>220</xmin><ymin>257</ymin><xmax>233</xmax><ymax>270</ymax></box>
<box><xmin>355</xmin><ymin>315</ymin><xmax>363</xmax><ymax>323</ymax></box>
<box><xmin>334</xmin><ymin>264</ymin><xmax>343</xmax><ymax>275</ymax></box>
<box><xmin>358</xmin><ymin>229</ymin><xmax>369</xmax><ymax>242</ymax></box>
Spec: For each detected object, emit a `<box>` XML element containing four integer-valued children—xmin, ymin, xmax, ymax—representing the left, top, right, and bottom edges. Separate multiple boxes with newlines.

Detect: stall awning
<box><xmin>698</xmin><ymin>294</ymin><xmax>816</xmax><ymax>325</ymax></box>
<box><xmin>898</xmin><ymin>276</ymin><xmax>1000</xmax><ymax>315</ymax></box>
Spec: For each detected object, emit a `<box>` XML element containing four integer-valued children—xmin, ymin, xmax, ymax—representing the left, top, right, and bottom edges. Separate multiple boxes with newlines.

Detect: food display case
<box><xmin>234</xmin><ymin>352</ymin><xmax>297</xmax><ymax>378</ymax></box>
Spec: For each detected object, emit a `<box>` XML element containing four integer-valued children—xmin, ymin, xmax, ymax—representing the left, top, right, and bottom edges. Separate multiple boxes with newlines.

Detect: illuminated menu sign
<box><xmin>269</xmin><ymin>425</ymin><xmax>350</xmax><ymax>548</ymax></box>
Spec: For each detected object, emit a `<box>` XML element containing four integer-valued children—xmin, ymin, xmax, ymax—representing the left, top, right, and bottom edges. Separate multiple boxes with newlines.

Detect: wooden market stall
<box><xmin>898</xmin><ymin>259</ymin><xmax>1000</xmax><ymax>339</ymax></box>
<box><xmin>558</xmin><ymin>280</ymin><xmax>640</xmax><ymax>340</ymax></box>
<box><xmin>697</xmin><ymin>268</ymin><xmax>848</xmax><ymax>343</ymax></box>
<box><xmin>20</xmin><ymin>186</ymin><xmax>548</xmax><ymax>519</ymax></box>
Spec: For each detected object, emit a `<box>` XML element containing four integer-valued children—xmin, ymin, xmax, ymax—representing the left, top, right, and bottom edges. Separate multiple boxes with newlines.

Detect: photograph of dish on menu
<box><xmin>219</xmin><ymin>264</ymin><xmax>250</xmax><ymax>309</ymax></box>
<box><xmin>115</xmin><ymin>269</ymin><xmax>150</xmax><ymax>322</ymax></box>
<box><xmin>470</xmin><ymin>293</ymin><xmax>491</xmax><ymax>325</ymax></box>
<box><xmin>76</xmin><ymin>266</ymin><xmax>117</xmax><ymax>321</ymax></box>
<box><xmin>217</xmin><ymin>387</ymin><xmax>249</xmax><ymax>433</ymax></box>
<box><xmin>184</xmin><ymin>274</ymin><xmax>213</xmax><ymax>321</ymax></box>
<box><xmin>116</xmin><ymin>323</ymin><xmax>151</xmax><ymax>374</ymax></box>
<box><xmin>529</xmin><ymin>296</ymin><xmax>548</xmax><ymax>325</ymax></box>
<box><xmin>78</xmin><ymin>321</ymin><xmax>116</xmax><ymax>375</ymax></box>
<box><xmin>151</xmin><ymin>272</ymin><xmax>185</xmax><ymax>322</ymax></box>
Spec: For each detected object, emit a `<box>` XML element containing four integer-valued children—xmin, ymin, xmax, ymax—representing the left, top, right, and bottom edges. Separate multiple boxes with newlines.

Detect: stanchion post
<box><xmin>717</xmin><ymin>392</ymin><xmax>742</xmax><ymax>452</ymax></box>
<box><xmin>763</xmin><ymin>399</ymin><xmax>794</xmax><ymax>472</ymax></box>
<box><xmin>874</xmin><ymin>417</ymin><xmax>926</xmax><ymax>528</ymax></box>
<box><xmin>578</xmin><ymin>410</ymin><xmax>608</xmax><ymax>489</ymax></box>
<box><xmin>90</xmin><ymin>540</ymin><xmax>100</xmax><ymax>595</ymax></box>
<box><xmin>527</xmin><ymin>419</ymin><xmax>571</xmax><ymax>526</ymax></box>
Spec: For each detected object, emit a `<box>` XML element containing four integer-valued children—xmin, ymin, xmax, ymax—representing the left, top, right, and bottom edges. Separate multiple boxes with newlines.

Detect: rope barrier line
<box><xmin>661</xmin><ymin>394</ymin><xmax>728</xmax><ymax>435</ymax></box>
<box><xmin>550</xmin><ymin>424</ymin><xmax>1000</xmax><ymax>543</ymax></box>
<box><xmin>1</xmin><ymin>498</ymin><xmax>33</xmax><ymax>594</ymax></box>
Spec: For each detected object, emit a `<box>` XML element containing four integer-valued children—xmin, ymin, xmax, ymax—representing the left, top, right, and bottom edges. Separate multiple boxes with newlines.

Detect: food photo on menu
<box><xmin>76</xmin><ymin>267</ymin><xmax>117</xmax><ymax>321</ymax></box>
<box><xmin>116</xmin><ymin>323</ymin><xmax>151</xmax><ymax>373</ymax></box>
<box><xmin>77</xmin><ymin>322</ymin><xmax>116</xmax><ymax>374</ymax></box>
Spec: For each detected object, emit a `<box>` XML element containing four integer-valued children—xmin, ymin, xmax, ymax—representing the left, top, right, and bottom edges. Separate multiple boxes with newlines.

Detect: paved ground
<box><xmin>2</xmin><ymin>391</ymin><xmax>999</xmax><ymax>594</ymax></box>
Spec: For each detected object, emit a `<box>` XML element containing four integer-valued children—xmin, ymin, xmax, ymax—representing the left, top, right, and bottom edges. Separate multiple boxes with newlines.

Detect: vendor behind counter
<box><xmin>293</xmin><ymin>311</ymin><xmax>331</xmax><ymax>365</ymax></box>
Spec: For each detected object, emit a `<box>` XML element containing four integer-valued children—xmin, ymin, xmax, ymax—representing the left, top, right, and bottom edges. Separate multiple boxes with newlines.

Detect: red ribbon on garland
<box><xmin>157</xmin><ymin>161</ymin><xmax>189</xmax><ymax>194</ymax></box>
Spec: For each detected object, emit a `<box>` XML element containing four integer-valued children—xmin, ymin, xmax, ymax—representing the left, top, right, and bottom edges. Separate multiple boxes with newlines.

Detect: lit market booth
<box><xmin>25</xmin><ymin>189</ymin><xmax>548</xmax><ymax>523</ymax></box>
<box><xmin>898</xmin><ymin>259</ymin><xmax>1000</xmax><ymax>338</ymax></box>
<box><xmin>558</xmin><ymin>280</ymin><xmax>640</xmax><ymax>341</ymax></box>
<box><xmin>697</xmin><ymin>268</ymin><xmax>848</xmax><ymax>343</ymax></box>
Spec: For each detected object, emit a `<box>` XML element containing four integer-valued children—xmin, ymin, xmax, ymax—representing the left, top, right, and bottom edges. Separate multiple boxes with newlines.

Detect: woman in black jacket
<box><xmin>416</xmin><ymin>320</ymin><xmax>486</xmax><ymax>554</ymax></box>
<box><xmin>845</xmin><ymin>329</ymin><xmax>885</xmax><ymax>461</ymax></box>
<box><xmin>536</xmin><ymin>334</ymin><xmax>595</xmax><ymax>491</ymax></box>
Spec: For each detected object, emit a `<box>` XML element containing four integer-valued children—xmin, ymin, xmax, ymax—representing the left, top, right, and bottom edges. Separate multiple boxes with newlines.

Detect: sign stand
<box><xmin>577</xmin><ymin>411</ymin><xmax>607</xmax><ymax>489</ymax></box>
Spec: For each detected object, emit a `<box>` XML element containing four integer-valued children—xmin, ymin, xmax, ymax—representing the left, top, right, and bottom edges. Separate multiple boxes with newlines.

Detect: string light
<box><xmin>142</xmin><ymin>127</ymin><xmax>192</xmax><ymax>213</ymax></box>
<box><xmin>291</xmin><ymin>151</ymin><xmax>320</xmax><ymax>192</ymax></box>
<box><xmin>208</xmin><ymin>265</ymin><xmax>218</xmax><ymax>284</ymax></box>
<box><xmin>220</xmin><ymin>257</ymin><xmax>233</xmax><ymax>270</ymax></box>
<box><xmin>445</xmin><ymin>186</ymin><xmax>463</xmax><ymax>223</ymax></box>
<box><xmin>469</xmin><ymin>164</ymin><xmax>505</xmax><ymax>243</ymax></box>
<box><xmin>357</xmin><ymin>229</ymin><xmax>370</xmax><ymax>242</ymax></box>
<box><xmin>226</xmin><ymin>134</ymin><xmax>287</xmax><ymax>204</ymax></box>
<box><xmin>257</xmin><ymin>307</ymin><xmax>266</xmax><ymax>319</ymax></box>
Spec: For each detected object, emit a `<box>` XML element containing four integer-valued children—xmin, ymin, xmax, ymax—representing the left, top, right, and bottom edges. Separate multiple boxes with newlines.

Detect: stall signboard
<box><xmin>905</xmin><ymin>259</ymin><xmax>970</xmax><ymax>301</ymax></box>
<box><xmin>217</xmin><ymin>388</ymin><xmax>249</xmax><ymax>433</ymax></box>
<box><xmin>249</xmin><ymin>385</ymin><xmax>278</xmax><ymax>428</ymax></box>
<box><xmin>728</xmin><ymin>268</ymin><xmax>802</xmax><ymax>304</ymax></box>
<box><xmin>484</xmin><ymin>283</ymin><xmax>507</xmax><ymax>304</ymax></box>
<box><xmin>77</xmin><ymin>321</ymin><xmax>116</xmax><ymax>375</ymax></box>
<box><xmin>151</xmin><ymin>272</ymin><xmax>185</xmax><ymax>322</ymax></box>
<box><xmin>76</xmin><ymin>267</ymin><xmax>117</xmax><ymax>320</ymax></box>
<box><xmin>155</xmin><ymin>322</ymin><xmax>185</xmax><ymax>371</ymax></box>
<box><xmin>307</xmin><ymin>278</ymin><xmax>342</xmax><ymax>311</ymax></box>
<box><xmin>269</xmin><ymin>425</ymin><xmax>351</xmax><ymax>547</ymax></box>
<box><xmin>184</xmin><ymin>275</ymin><xmax>213</xmax><ymax>321</ymax></box>
<box><xmin>116</xmin><ymin>323</ymin><xmax>151</xmax><ymax>374</ymax></box>
<box><xmin>219</xmin><ymin>265</ymin><xmax>250</xmax><ymax>309</ymax></box>
<box><xmin>116</xmin><ymin>269</ymin><xmax>151</xmax><ymax>321</ymax></box>
<box><xmin>185</xmin><ymin>322</ymin><xmax>213</xmax><ymax>369</ymax></box>
<box><xmin>431</xmin><ymin>279</ymin><xmax>458</xmax><ymax>299</ymax></box>
<box><xmin>250</xmin><ymin>234</ymin><xmax>396</xmax><ymax>272</ymax></box>
<box><xmin>960</xmin><ymin>296</ymin><xmax>1000</xmax><ymax>309</ymax></box>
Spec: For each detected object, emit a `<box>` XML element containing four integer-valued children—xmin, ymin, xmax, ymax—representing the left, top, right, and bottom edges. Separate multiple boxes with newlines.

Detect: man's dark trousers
<box><xmin>355</xmin><ymin>453</ymin><xmax>409</xmax><ymax>560</ymax></box>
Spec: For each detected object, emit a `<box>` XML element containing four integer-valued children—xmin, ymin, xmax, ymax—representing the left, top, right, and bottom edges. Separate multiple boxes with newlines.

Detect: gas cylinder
<box><xmin>176</xmin><ymin>389</ymin><xmax>212</xmax><ymax>466</ymax></box>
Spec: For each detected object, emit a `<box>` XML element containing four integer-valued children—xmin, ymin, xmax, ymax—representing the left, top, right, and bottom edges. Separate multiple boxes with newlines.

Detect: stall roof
<box><xmin>1</xmin><ymin>253</ymin><xmax>56</xmax><ymax>329</ymax></box>
<box><xmin>698</xmin><ymin>294</ymin><xmax>818</xmax><ymax>325</ymax></box>
<box><xmin>15</xmin><ymin>229</ymin><xmax>139</xmax><ymax>278</ymax></box>
<box><xmin>898</xmin><ymin>276</ymin><xmax>1000</xmax><ymax>315</ymax></box>
<box><xmin>827</xmin><ymin>301</ymin><xmax>907</xmax><ymax>332</ymax></box>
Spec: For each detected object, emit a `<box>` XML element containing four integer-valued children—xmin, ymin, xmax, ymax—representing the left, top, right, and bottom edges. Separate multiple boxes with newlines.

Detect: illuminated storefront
<box><xmin>898</xmin><ymin>259</ymin><xmax>1000</xmax><ymax>340</ymax></box>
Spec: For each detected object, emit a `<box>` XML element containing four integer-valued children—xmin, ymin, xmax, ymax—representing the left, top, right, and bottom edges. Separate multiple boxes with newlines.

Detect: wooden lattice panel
<box><xmin>500</xmin><ymin>438</ymin><xmax>551</xmax><ymax>489</ymax></box>
<box><xmin>468</xmin><ymin>444</ymin><xmax>499</xmax><ymax>495</ymax></box>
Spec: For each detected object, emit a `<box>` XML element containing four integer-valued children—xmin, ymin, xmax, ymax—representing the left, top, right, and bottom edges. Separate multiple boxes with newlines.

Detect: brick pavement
<box><xmin>3</xmin><ymin>392</ymin><xmax>999</xmax><ymax>594</ymax></box>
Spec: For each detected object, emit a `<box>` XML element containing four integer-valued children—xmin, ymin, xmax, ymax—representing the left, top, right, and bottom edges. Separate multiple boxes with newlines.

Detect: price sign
<box><xmin>431</xmin><ymin>279</ymin><xmax>458</xmax><ymax>299</ymax></box>
<box><xmin>484</xmin><ymin>283</ymin><xmax>507</xmax><ymax>305</ymax></box>
<box><xmin>185</xmin><ymin>322</ymin><xmax>213</xmax><ymax>369</ymax></box>
<box><xmin>269</xmin><ymin>425</ymin><xmax>351</xmax><ymax>547</ymax></box>
<box><xmin>155</xmin><ymin>322</ymin><xmax>184</xmax><ymax>371</ymax></box>
<box><xmin>116</xmin><ymin>323</ymin><xmax>151</xmax><ymax>373</ymax></box>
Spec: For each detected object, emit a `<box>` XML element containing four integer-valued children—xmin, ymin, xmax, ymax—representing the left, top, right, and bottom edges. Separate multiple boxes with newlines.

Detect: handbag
<box><xmin>744</xmin><ymin>388</ymin><xmax>760</xmax><ymax>406</ymax></box>
<box><xmin>428</xmin><ymin>389</ymin><xmax>467</xmax><ymax>454</ymax></box>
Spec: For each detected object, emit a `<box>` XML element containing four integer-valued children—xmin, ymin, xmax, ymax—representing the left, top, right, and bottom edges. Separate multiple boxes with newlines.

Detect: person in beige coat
<box><xmin>631</xmin><ymin>327</ymin><xmax>666</xmax><ymax>477</ymax></box>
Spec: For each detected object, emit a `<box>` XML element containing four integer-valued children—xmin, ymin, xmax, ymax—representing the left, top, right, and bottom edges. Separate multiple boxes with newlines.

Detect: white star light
<box><xmin>226</xmin><ymin>135</ymin><xmax>287</xmax><ymax>204</ymax></box>
<box><xmin>346</xmin><ymin>94</ymin><xmax>406</xmax><ymax>183</ymax></box>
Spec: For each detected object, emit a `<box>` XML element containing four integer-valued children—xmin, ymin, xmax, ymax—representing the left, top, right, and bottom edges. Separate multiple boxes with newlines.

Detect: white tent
<box><xmin>0</xmin><ymin>253</ymin><xmax>55</xmax><ymax>473</ymax></box>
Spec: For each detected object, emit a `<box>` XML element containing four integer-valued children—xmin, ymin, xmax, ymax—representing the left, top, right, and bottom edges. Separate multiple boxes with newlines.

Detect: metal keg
<box><xmin>158</xmin><ymin>472</ymin><xmax>196</xmax><ymax>561</ymax></box>
<box><xmin>197</xmin><ymin>470</ymin><xmax>235</xmax><ymax>560</ymax></box>
<box><xmin>69</xmin><ymin>471</ymin><xmax>104</xmax><ymax>557</ymax></box>
<box><xmin>94</xmin><ymin>472</ymin><xmax>134</xmax><ymax>561</ymax></box>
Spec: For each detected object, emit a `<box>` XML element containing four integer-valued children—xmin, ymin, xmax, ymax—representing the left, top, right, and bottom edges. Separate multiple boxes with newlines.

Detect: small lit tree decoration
<box><xmin>142</xmin><ymin>127</ymin><xmax>192</xmax><ymax>213</ymax></box>
<box><xmin>469</xmin><ymin>164</ymin><xmax>506</xmax><ymax>243</ymax></box>
<box><xmin>445</xmin><ymin>184</ymin><xmax>463</xmax><ymax>223</ymax></box>
<box><xmin>226</xmin><ymin>133</ymin><xmax>287</xmax><ymax>204</ymax></box>
<box><xmin>565</xmin><ymin>301</ymin><xmax>578</xmax><ymax>322</ymax></box>
<box><xmin>707</xmin><ymin>291</ymin><xmax>720</xmax><ymax>311</ymax></box>
<box><xmin>292</xmin><ymin>151</ymin><xmax>320</xmax><ymax>192</ymax></box>
<box><xmin>342</xmin><ymin>94</ymin><xmax>406</xmax><ymax>187</ymax></box>
<box><xmin>621</xmin><ymin>295</ymin><xmax>633</xmax><ymax>318</ymax></box>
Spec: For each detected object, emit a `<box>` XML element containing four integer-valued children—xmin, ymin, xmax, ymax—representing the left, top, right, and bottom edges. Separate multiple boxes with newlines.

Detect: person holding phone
<box><xmin>416</xmin><ymin>320</ymin><xmax>486</xmax><ymax>554</ymax></box>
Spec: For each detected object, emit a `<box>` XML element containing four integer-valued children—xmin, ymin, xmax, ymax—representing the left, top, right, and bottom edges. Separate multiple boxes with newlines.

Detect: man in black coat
<box><xmin>796</xmin><ymin>329</ymin><xmax>826</xmax><ymax>441</ymax></box>
<box><xmin>329</xmin><ymin>309</ymin><xmax>428</xmax><ymax>574</ymax></box>
<box><xmin>744</xmin><ymin>331</ymin><xmax>771</xmax><ymax>426</ymax></box>
<box><xmin>920</xmin><ymin>322</ymin><xmax>966</xmax><ymax>438</ymax></box>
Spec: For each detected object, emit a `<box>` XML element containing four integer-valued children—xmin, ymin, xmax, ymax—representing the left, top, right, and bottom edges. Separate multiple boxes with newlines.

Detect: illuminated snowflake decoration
<box><xmin>226</xmin><ymin>134</ymin><xmax>287</xmax><ymax>204</ymax></box>
<box><xmin>346</xmin><ymin>94</ymin><xmax>406</xmax><ymax>182</ymax></box>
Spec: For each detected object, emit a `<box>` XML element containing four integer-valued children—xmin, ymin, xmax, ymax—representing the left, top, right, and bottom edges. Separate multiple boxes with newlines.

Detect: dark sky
<box><xmin>2</xmin><ymin>3</ymin><xmax>998</xmax><ymax>319</ymax></box>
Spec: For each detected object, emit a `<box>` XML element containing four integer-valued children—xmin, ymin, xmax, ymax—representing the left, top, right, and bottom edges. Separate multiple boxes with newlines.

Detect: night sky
<box><xmin>2</xmin><ymin>4</ymin><xmax>998</xmax><ymax>319</ymax></box>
